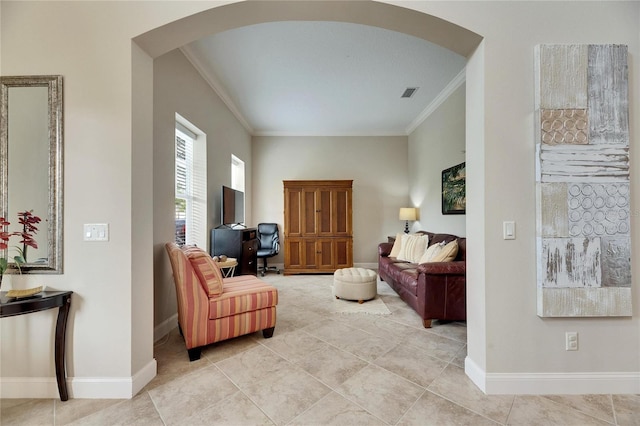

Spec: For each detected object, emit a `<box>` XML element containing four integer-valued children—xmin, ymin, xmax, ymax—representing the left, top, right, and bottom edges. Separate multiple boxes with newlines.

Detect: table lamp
<box><xmin>399</xmin><ymin>207</ymin><xmax>417</xmax><ymax>234</ymax></box>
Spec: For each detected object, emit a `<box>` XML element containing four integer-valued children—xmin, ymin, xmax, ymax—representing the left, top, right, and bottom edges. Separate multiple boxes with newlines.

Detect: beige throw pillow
<box><xmin>430</xmin><ymin>240</ymin><xmax>459</xmax><ymax>262</ymax></box>
<box><xmin>389</xmin><ymin>233</ymin><xmax>404</xmax><ymax>257</ymax></box>
<box><xmin>398</xmin><ymin>234</ymin><xmax>430</xmax><ymax>263</ymax></box>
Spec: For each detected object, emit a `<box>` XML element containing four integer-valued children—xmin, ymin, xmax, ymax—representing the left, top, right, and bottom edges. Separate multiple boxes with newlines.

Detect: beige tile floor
<box><xmin>2</xmin><ymin>274</ymin><xmax>639</xmax><ymax>425</ymax></box>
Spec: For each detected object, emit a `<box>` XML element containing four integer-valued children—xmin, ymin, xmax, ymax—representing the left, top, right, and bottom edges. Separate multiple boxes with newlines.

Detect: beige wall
<box><xmin>1</xmin><ymin>0</ymin><xmax>638</xmax><ymax>398</ymax></box>
<box><xmin>0</xmin><ymin>0</ymin><xmax>217</xmax><ymax>398</ymax></box>
<box><xmin>408</xmin><ymin>83</ymin><xmax>466</xmax><ymax>237</ymax></box>
<box><xmin>153</xmin><ymin>48</ymin><xmax>252</xmax><ymax>332</ymax></box>
<box><xmin>252</xmin><ymin>136</ymin><xmax>408</xmax><ymax>267</ymax></box>
<box><xmin>420</xmin><ymin>1</ymin><xmax>640</xmax><ymax>393</ymax></box>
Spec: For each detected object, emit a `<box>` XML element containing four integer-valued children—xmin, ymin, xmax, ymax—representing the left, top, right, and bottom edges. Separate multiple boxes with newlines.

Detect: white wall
<box><xmin>252</xmin><ymin>136</ymin><xmax>408</xmax><ymax>266</ymax></box>
<box><xmin>153</xmin><ymin>48</ymin><xmax>252</xmax><ymax>330</ymax></box>
<box><xmin>1</xmin><ymin>0</ymin><xmax>638</xmax><ymax>398</ymax></box>
<box><xmin>408</xmin><ymin>83</ymin><xmax>466</xmax><ymax>237</ymax></box>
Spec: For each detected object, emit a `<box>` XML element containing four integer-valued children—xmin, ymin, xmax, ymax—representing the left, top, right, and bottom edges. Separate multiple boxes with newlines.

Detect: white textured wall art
<box><xmin>535</xmin><ymin>44</ymin><xmax>631</xmax><ymax>317</ymax></box>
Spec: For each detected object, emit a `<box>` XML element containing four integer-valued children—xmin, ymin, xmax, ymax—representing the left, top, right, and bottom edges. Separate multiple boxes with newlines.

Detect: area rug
<box><xmin>330</xmin><ymin>295</ymin><xmax>392</xmax><ymax>315</ymax></box>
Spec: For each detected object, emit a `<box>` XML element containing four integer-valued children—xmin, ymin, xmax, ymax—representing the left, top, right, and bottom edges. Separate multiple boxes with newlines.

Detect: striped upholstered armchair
<box><xmin>165</xmin><ymin>242</ymin><xmax>278</xmax><ymax>361</ymax></box>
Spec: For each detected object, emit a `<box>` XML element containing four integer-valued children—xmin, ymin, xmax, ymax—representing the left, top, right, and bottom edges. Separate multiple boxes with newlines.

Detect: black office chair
<box><xmin>257</xmin><ymin>223</ymin><xmax>280</xmax><ymax>277</ymax></box>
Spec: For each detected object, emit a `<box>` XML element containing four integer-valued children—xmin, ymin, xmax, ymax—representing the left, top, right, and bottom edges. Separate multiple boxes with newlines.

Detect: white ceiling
<box><xmin>182</xmin><ymin>21</ymin><xmax>466</xmax><ymax>136</ymax></box>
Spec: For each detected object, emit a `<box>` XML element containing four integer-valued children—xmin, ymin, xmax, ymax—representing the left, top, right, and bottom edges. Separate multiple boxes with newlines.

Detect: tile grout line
<box><xmin>204</xmin><ymin>362</ymin><xmax>278</xmax><ymax>425</ymax></box>
<box><xmin>392</xmin><ymin>387</ymin><xmax>429</xmax><ymax>426</ymax></box>
<box><xmin>538</xmin><ymin>394</ymin><xmax>618</xmax><ymax>425</ymax></box>
<box><xmin>257</xmin><ymin>327</ymin><xmax>403</xmax><ymax>425</ymax></box>
<box><xmin>426</xmin><ymin>385</ymin><xmax>510</xmax><ymax>425</ymax></box>
<box><xmin>145</xmin><ymin>389</ymin><xmax>169</xmax><ymax>426</ymax></box>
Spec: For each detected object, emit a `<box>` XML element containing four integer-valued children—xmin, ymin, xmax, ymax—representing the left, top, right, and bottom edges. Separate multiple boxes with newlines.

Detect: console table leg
<box><xmin>54</xmin><ymin>295</ymin><xmax>71</xmax><ymax>401</ymax></box>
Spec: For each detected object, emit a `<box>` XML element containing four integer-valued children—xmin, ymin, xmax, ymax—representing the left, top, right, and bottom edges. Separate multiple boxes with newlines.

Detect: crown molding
<box><xmin>180</xmin><ymin>45</ymin><xmax>254</xmax><ymax>135</ymax></box>
<box><xmin>405</xmin><ymin>68</ymin><xmax>466</xmax><ymax>135</ymax></box>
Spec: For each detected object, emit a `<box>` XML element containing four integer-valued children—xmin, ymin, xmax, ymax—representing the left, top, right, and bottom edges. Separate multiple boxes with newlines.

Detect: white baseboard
<box><xmin>465</xmin><ymin>356</ymin><xmax>640</xmax><ymax>395</ymax></box>
<box><xmin>0</xmin><ymin>377</ymin><xmax>60</xmax><ymax>399</ymax></box>
<box><xmin>464</xmin><ymin>355</ymin><xmax>487</xmax><ymax>393</ymax></box>
<box><xmin>154</xmin><ymin>313</ymin><xmax>178</xmax><ymax>342</ymax></box>
<box><xmin>0</xmin><ymin>359</ymin><xmax>157</xmax><ymax>399</ymax></box>
<box><xmin>132</xmin><ymin>358</ymin><xmax>157</xmax><ymax>397</ymax></box>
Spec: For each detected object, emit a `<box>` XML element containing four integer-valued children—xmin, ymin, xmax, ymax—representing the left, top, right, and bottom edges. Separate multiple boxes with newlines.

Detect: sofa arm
<box><xmin>378</xmin><ymin>242</ymin><xmax>393</xmax><ymax>257</ymax></box>
<box><xmin>417</xmin><ymin>261</ymin><xmax>465</xmax><ymax>275</ymax></box>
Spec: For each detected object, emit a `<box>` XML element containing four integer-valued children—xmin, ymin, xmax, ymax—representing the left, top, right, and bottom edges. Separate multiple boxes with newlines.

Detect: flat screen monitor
<box><xmin>222</xmin><ymin>185</ymin><xmax>245</xmax><ymax>226</ymax></box>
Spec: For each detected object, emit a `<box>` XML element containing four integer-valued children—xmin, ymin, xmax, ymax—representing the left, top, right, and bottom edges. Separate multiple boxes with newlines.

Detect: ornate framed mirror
<box><xmin>1</xmin><ymin>75</ymin><xmax>63</xmax><ymax>274</ymax></box>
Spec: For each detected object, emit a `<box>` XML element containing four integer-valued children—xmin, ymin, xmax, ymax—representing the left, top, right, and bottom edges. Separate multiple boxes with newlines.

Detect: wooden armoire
<box><xmin>283</xmin><ymin>180</ymin><xmax>353</xmax><ymax>274</ymax></box>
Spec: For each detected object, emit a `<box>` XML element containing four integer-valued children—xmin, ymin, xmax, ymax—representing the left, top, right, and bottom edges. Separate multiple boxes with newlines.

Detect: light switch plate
<box><xmin>503</xmin><ymin>221</ymin><xmax>516</xmax><ymax>240</ymax></box>
<box><xmin>84</xmin><ymin>223</ymin><xmax>109</xmax><ymax>241</ymax></box>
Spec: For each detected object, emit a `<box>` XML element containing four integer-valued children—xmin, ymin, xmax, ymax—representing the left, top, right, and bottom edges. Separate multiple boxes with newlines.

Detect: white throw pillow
<box><xmin>419</xmin><ymin>241</ymin><xmax>445</xmax><ymax>264</ymax></box>
<box><xmin>398</xmin><ymin>234</ymin><xmax>430</xmax><ymax>263</ymax></box>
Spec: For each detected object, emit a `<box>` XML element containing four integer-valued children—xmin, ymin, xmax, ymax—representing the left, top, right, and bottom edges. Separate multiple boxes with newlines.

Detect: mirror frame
<box><xmin>0</xmin><ymin>75</ymin><xmax>63</xmax><ymax>274</ymax></box>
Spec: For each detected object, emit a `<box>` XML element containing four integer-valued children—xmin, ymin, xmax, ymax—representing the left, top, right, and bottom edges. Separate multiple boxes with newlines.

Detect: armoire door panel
<box><xmin>302</xmin><ymin>189</ymin><xmax>317</xmax><ymax>236</ymax></box>
<box><xmin>317</xmin><ymin>240</ymin><xmax>334</xmax><ymax>269</ymax></box>
<box><xmin>334</xmin><ymin>238</ymin><xmax>352</xmax><ymax>269</ymax></box>
<box><xmin>334</xmin><ymin>189</ymin><xmax>350</xmax><ymax>235</ymax></box>
<box><xmin>318</xmin><ymin>189</ymin><xmax>333</xmax><ymax>236</ymax></box>
<box><xmin>285</xmin><ymin>189</ymin><xmax>302</xmax><ymax>237</ymax></box>
<box><xmin>303</xmin><ymin>240</ymin><xmax>318</xmax><ymax>269</ymax></box>
<box><xmin>284</xmin><ymin>239</ymin><xmax>303</xmax><ymax>269</ymax></box>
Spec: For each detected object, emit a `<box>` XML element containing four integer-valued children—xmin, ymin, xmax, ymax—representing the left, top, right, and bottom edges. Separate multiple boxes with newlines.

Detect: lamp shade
<box><xmin>399</xmin><ymin>207</ymin><xmax>417</xmax><ymax>221</ymax></box>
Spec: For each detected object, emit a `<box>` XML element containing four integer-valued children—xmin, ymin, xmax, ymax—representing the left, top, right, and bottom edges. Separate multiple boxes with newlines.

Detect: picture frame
<box><xmin>442</xmin><ymin>162</ymin><xmax>466</xmax><ymax>215</ymax></box>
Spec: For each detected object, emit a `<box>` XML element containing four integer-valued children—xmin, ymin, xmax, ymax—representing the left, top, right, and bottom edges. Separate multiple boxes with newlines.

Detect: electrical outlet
<box><xmin>565</xmin><ymin>332</ymin><xmax>578</xmax><ymax>351</ymax></box>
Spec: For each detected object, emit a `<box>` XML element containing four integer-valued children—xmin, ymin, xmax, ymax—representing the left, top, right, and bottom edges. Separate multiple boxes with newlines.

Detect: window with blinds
<box><xmin>175</xmin><ymin>117</ymin><xmax>206</xmax><ymax>248</ymax></box>
<box><xmin>231</xmin><ymin>154</ymin><xmax>245</xmax><ymax>192</ymax></box>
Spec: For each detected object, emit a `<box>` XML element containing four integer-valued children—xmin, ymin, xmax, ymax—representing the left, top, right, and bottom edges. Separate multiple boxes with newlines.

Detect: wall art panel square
<box><xmin>535</xmin><ymin>44</ymin><xmax>631</xmax><ymax>317</ymax></box>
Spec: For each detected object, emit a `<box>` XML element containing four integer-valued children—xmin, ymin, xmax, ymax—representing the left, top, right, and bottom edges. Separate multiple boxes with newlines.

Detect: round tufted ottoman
<box><xmin>333</xmin><ymin>268</ymin><xmax>377</xmax><ymax>304</ymax></box>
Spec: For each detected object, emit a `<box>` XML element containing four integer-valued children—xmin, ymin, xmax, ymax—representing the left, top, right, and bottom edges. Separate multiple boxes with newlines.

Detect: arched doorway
<box><xmin>132</xmin><ymin>0</ymin><xmax>486</xmax><ymax>391</ymax></box>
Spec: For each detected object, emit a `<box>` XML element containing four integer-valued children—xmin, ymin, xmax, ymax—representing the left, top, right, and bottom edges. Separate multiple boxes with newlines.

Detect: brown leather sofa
<box><xmin>378</xmin><ymin>231</ymin><xmax>466</xmax><ymax>328</ymax></box>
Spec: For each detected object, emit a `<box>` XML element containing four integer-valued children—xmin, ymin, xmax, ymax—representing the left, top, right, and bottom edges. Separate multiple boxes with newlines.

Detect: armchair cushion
<box><xmin>209</xmin><ymin>278</ymin><xmax>278</xmax><ymax>319</ymax></box>
<box><xmin>183</xmin><ymin>246</ymin><xmax>224</xmax><ymax>297</ymax></box>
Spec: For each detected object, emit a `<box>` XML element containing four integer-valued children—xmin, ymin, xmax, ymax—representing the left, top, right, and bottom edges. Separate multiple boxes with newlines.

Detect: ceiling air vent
<box><xmin>401</xmin><ymin>87</ymin><xmax>419</xmax><ymax>98</ymax></box>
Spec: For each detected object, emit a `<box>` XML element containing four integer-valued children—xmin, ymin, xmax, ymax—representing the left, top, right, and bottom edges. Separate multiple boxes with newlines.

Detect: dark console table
<box><xmin>210</xmin><ymin>227</ymin><xmax>259</xmax><ymax>275</ymax></box>
<box><xmin>0</xmin><ymin>290</ymin><xmax>73</xmax><ymax>401</ymax></box>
